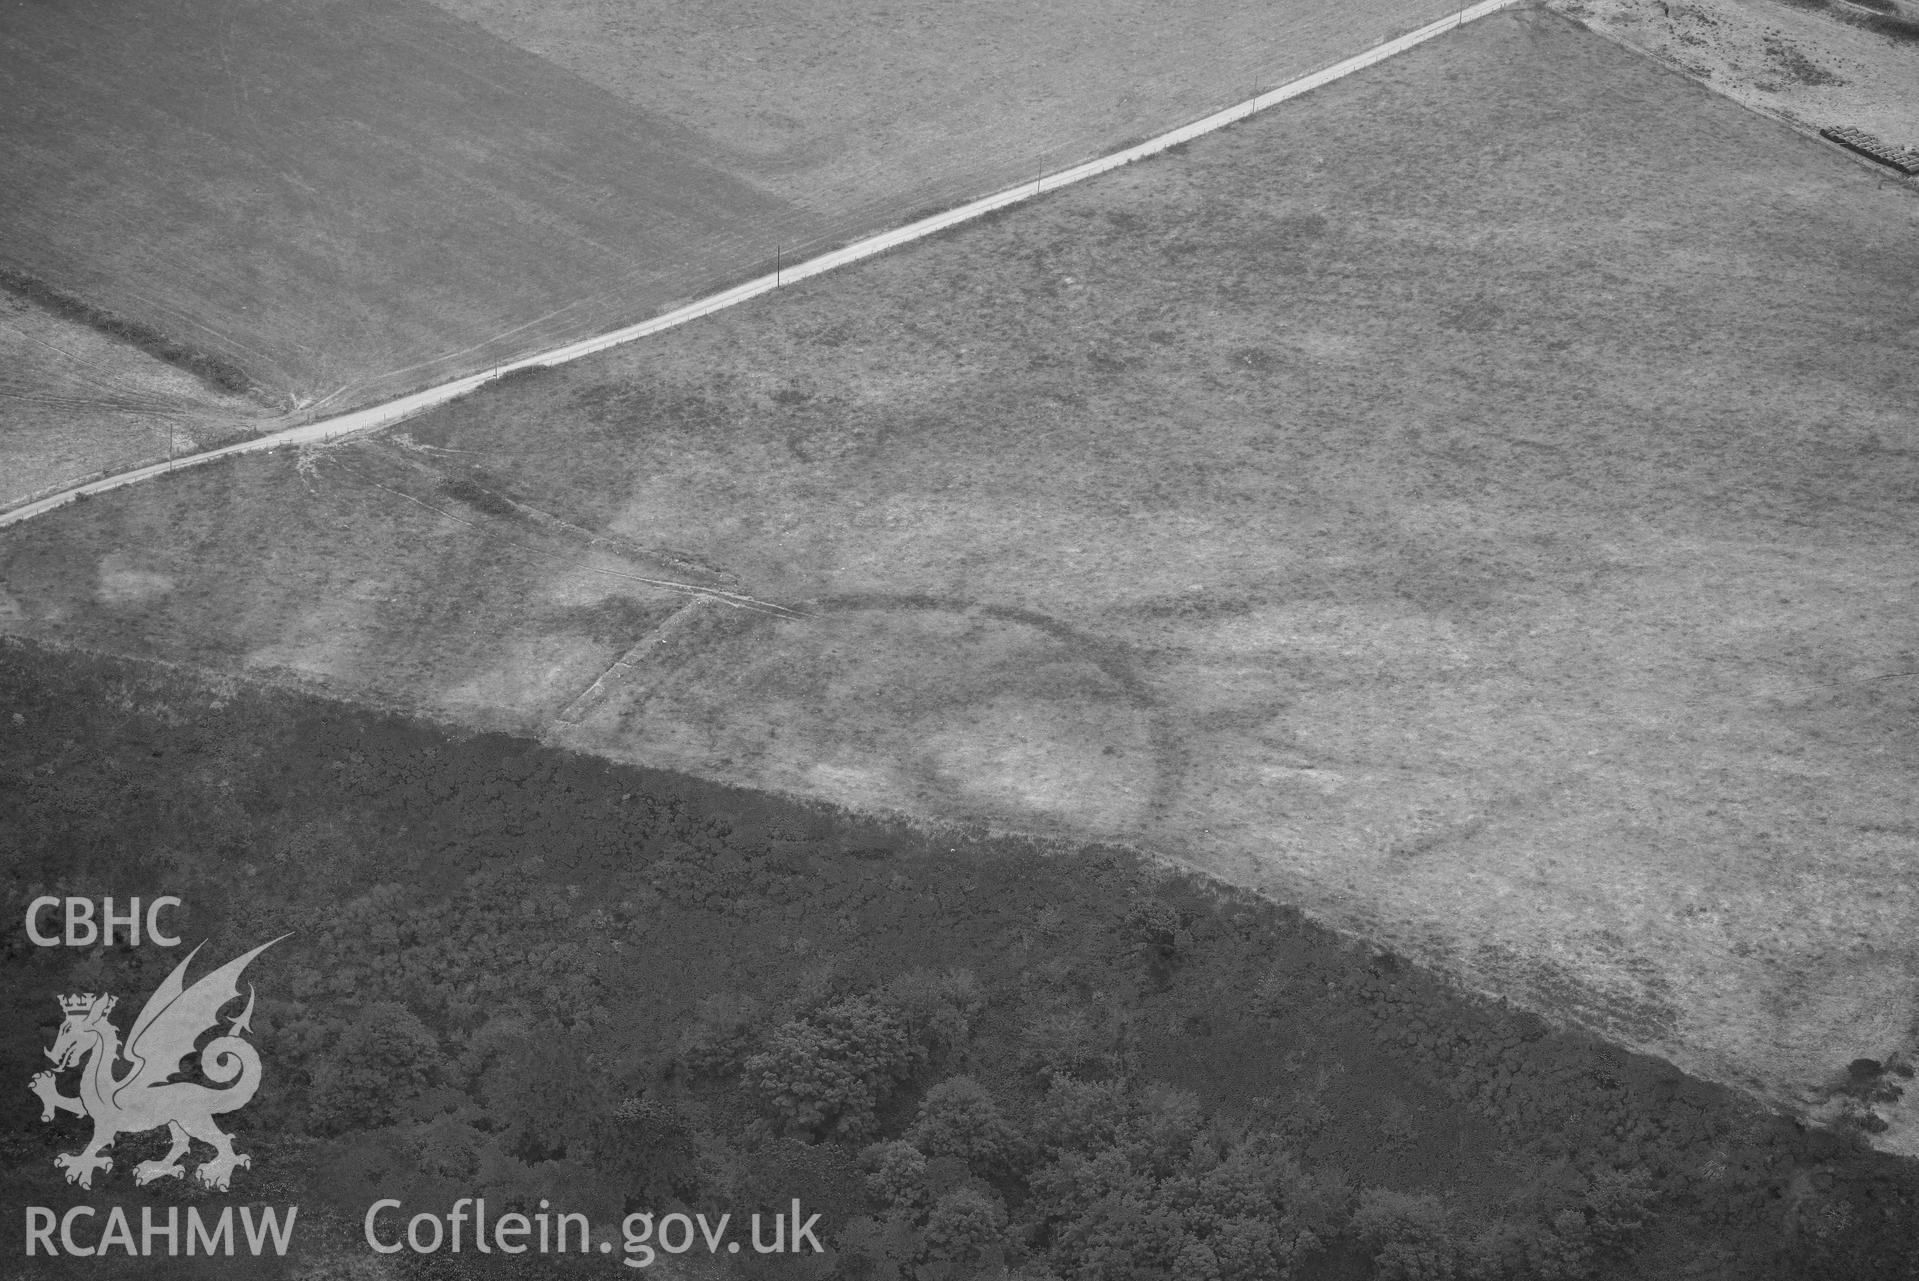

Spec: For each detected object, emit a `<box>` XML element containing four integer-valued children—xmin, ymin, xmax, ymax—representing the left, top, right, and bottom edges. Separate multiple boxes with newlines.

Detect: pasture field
<box><xmin>3</xmin><ymin>7</ymin><xmax>1917</xmax><ymax>1148</ymax></box>
<box><xmin>0</xmin><ymin>0</ymin><xmax>1467</xmax><ymax>428</ymax></box>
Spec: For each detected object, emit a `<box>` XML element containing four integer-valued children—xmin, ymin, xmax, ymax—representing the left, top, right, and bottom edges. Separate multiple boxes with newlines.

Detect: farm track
<box><xmin>300</xmin><ymin>450</ymin><xmax>804</xmax><ymax>637</ymax></box>
<box><xmin>553</xmin><ymin>596</ymin><xmax>732</xmax><ymax>725</ymax></box>
<box><xmin>0</xmin><ymin>0</ymin><xmax>1519</xmax><ymax>531</ymax></box>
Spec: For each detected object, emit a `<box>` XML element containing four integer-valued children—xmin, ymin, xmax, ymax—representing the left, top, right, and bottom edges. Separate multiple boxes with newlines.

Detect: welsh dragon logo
<box><xmin>30</xmin><ymin>936</ymin><xmax>285</xmax><ymax>1191</ymax></box>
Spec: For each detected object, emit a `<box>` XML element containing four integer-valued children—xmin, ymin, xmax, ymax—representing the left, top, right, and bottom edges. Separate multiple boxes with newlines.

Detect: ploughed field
<box><xmin>0</xmin><ymin>0</ymin><xmax>1467</xmax><ymax>501</ymax></box>
<box><xmin>4</xmin><ymin>7</ymin><xmax>1918</xmax><ymax>1156</ymax></box>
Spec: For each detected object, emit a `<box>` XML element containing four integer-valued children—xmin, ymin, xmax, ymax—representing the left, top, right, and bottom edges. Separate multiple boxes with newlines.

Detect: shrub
<box><xmin>677</xmin><ymin>991</ymin><xmax>765</xmax><ymax>1077</ymax></box>
<box><xmin>1519</xmin><ymin>1164</ymin><xmax>1657</xmax><ymax>1279</ymax></box>
<box><xmin>1526</xmin><ymin>1208</ymin><xmax>1599</xmax><ymax>1279</ymax></box>
<box><xmin>1580</xmin><ymin>1165</ymin><xmax>1655</xmax><ymax>1251</ymax></box>
<box><xmin>1029</xmin><ymin>1084</ymin><xmax>1328</xmax><ymax>1281</ymax></box>
<box><xmin>1124</xmin><ymin>900</ymin><xmax>1183</xmax><ymax>959</ymax></box>
<box><xmin>1121</xmin><ymin>1084</ymin><xmax>1205</xmax><ymax>1177</ymax></box>
<box><xmin>880</xmin><ymin>968</ymin><xmax>983</xmax><ymax>1060</ymax></box>
<box><xmin>481</xmin><ymin>1025</ymin><xmax>611</xmax><ymax>1163</ymax></box>
<box><xmin>1379</xmin><ymin>1098</ymin><xmax>1417</xmax><ymax>1153</ymax></box>
<box><xmin>307</xmin><ymin>1002</ymin><xmax>441</xmax><ymax>1133</ymax></box>
<box><xmin>1020</xmin><ymin>1002</ymin><xmax>1131</xmax><ymax>1084</ymax></box>
<box><xmin>599</xmin><ymin>1097</ymin><xmax>703</xmax><ymax>1204</ymax></box>
<box><xmin>745</xmin><ymin>994</ymin><xmax>920</xmax><ymax>1141</ymax></box>
<box><xmin>489</xmin><ymin>363</ymin><xmax>556</xmax><ymax>388</ymax></box>
<box><xmin>921</xmin><ymin>1186</ymin><xmax>1008</xmax><ymax>1270</ymax></box>
<box><xmin>834</xmin><ymin>1212</ymin><xmax>925</xmax><ymax>1281</ymax></box>
<box><xmin>862</xmin><ymin>1139</ymin><xmax>931</xmax><ymax>1212</ymax></box>
<box><xmin>1352</xmin><ymin>1189</ymin><xmax>1460</xmax><ymax>1281</ymax></box>
<box><xmin>1034</xmin><ymin>1077</ymin><xmax>1129</xmax><ymax>1156</ymax></box>
<box><xmin>908</xmin><ymin>1076</ymin><xmax>1019</xmax><ymax>1173</ymax></box>
<box><xmin>1204</xmin><ymin>1213</ymin><xmax>1295</xmax><ymax>1281</ymax></box>
<box><xmin>1171</xmin><ymin>1238</ymin><xmax>1225</xmax><ymax>1281</ymax></box>
<box><xmin>407</xmin><ymin>1114</ymin><xmax>485</xmax><ymax>1181</ymax></box>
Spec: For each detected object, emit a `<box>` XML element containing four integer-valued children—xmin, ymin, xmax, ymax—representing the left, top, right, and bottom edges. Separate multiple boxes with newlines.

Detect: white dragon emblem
<box><xmin>30</xmin><ymin>936</ymin><xmax>285</xmax><ymax>1191</ymax></box>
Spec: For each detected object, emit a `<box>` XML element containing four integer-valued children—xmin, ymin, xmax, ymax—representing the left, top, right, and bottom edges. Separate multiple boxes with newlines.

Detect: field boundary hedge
<box><xmin>0</xmin><ymin>269</ymin><xmax>260</xmax><ymax>399</ymax></box>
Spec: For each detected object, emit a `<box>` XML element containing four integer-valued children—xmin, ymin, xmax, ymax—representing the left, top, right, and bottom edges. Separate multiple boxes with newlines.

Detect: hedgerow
<box><xmin>0</xmin><ymin>268</ymin><xmax>257</xmax><ymax>394</ymax></box>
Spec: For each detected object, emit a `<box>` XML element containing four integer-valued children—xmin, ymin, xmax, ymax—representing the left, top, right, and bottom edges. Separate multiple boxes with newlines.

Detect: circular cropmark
<box><xmin>559</xmin><ymin>591</ymin><xmax>1176</xmax><ymax>838</ymax></box>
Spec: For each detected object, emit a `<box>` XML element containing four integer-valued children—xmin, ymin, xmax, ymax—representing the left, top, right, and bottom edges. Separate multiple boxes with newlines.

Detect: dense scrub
<box><xmin>3</xmin><ymin>639</ymin><xmax>1915</xmax><ymax>1278</ymax></box>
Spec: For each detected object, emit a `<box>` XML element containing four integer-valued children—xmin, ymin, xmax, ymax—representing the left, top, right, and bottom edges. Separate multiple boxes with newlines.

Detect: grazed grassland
<box><xmin>4</xmin><ymin>11</ymin><xmax>1917</xmax><ymax>1147</ymax></box>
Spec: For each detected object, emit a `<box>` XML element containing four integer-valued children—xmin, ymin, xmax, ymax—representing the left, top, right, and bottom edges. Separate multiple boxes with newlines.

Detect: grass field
<box><xmin>0</xmin><ymin>291</ymin><xmax>275</xmax><ymax>511</ymax></box>
<box><xmin>428</xmin><ymin>0</ymin><xmax>1479</xmax><ymax>215</ymax></box>
<box><xmin>4</xmin><ymin>8</ymin><xmax>1917</xmax><ymax>1146</ymax></box>
<box><xmin>0</xmin><ymin>0</ymin><xmax>806</xmax><ymax>415</ymax></box>
<box><xmin>0</xmin><ymin>0</ymin><xmax>1468</xmax><ymax>431</ymax></box>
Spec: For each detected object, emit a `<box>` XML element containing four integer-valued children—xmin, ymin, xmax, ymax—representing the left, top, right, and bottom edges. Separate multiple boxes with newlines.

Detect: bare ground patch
<box><xmin>1551</xmin><ymin>0</ymin><xmax>1919</xmax><ymax>156</ymax></box>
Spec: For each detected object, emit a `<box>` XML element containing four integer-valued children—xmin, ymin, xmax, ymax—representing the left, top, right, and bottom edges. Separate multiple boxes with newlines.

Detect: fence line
<box><xmin>0</xmin><ymin>0</ymin><xmax>1518</xmax><ymax>530</ymax></box>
